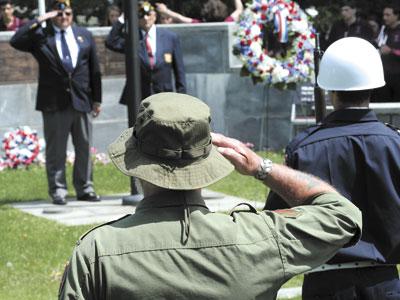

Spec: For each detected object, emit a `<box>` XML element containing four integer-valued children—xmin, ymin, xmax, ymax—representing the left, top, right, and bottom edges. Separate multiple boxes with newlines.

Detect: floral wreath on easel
<box><xmin>234</xmin><ymin>0</ymin><xmax>316</xmax><ymax>89</ymax></box>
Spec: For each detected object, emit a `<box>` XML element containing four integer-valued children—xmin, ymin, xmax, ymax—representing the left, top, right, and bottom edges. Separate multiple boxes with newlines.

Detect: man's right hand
<box><xmin>211</xmin><ymin>132</ymin><xmax>260</xmax><ymax>177</ymax></box>
<box><xmin>211</xmin><ymin>132</ymin><xmax>338</xmax><ymax>207</ymax></box>
<box><xmin>37</xmin><ymin>11</ymin><xmax>59</xmax><ymax>23</ymax></box>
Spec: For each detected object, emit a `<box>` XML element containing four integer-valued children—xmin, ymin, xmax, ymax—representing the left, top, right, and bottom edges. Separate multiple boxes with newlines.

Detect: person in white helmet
<box><xmin>265</xmin><ymin>37</ymin><xmax>400</xmax><ymax>299</ymax></box>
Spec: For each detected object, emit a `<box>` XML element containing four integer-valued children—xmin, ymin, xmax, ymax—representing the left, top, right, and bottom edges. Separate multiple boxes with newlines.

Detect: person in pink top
<box><xmin>155</xmin><ymin>0</ymin><xmax>243</xmax><ymax>24</ymax></box>
<box><xmin>0</xmin><ymin>0</ymin><xmax>23</xmax><ymax>31</ymax></box>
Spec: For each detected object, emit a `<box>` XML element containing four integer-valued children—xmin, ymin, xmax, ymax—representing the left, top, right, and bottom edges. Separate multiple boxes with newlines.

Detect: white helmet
<box><xmin>317</xmin><ymin>37</ymin><xmax>385</xmax><ymax>91</ymax></box>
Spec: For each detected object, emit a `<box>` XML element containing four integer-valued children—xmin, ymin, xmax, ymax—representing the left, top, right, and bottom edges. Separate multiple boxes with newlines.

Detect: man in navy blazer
<box><xmin>105</xmin><ymin>1</ymin><xmax>186</xmax><ymax>104</ymax></box>
<box><xmin>10</xmin><ymin>0</ymin><xmax>102</xmax><ymax>205</ymax></box>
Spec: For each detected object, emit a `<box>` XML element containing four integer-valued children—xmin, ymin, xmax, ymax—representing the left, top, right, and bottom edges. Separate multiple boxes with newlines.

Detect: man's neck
<box><xmin>142</xmin><ymin>25</ymin><xmax>155</xmax><ymax>35</ymax></box>
<box><xmin>344</xmin><ymin>16</ymin><xmax>356</xmax><ymax>26</ymax></box>
<box><xmin>52</xmin><ymin>23</ymin><xmax>71</xmax><ymax>32</ymax></box>
<box><xmin>140</xmin><ymin>180</ymin><xmax>201</xmax><ymax>198</ymax></box>
<box><xmin>388</xmin><ymin>21</ymin><xmax>400</xmax><ymax>29</ymax></box>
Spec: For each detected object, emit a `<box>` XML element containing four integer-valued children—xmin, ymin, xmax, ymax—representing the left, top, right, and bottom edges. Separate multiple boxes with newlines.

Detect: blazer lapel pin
<box><xmin>77</xmin><ymin>36</ymin><xmax>84</xmax><ymax>43</ymax></box>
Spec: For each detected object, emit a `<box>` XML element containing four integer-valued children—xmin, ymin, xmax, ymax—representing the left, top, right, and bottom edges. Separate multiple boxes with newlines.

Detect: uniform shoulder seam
<box><xmin>79</xmin><ymin>214</ymin><xmax>132</xmax><ymax>241</ymax></box>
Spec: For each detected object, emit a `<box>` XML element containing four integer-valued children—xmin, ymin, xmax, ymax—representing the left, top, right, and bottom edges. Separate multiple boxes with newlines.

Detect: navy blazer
<box><xmin>105</xmin><ymin>21</ymin><xmax>186</xmax><ymax>104</ymax></box>
<box><xmin>10</xmin><ymin>20</ymin><xmax>102</xmax><ymax>113</ymax></box>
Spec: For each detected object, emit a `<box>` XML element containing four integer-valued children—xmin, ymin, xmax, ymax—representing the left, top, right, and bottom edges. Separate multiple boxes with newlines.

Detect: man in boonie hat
<box><xmin>59</xmin><ymin>93</ymin><xmax>362</xmax><ymax>299</ymax></box>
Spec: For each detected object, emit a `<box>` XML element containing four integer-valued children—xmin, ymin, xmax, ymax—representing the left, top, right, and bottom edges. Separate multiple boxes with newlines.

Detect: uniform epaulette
<box><xmin>78</xmin><ymin>214</ymin><xmax>132</xmax><ymax>242</ymax></box>
<box><xmin>385</xmin><ymin>123</ymin><xmax>400</xmax><ymax>135</ymax></box>
<box><xmin>29</xmin><ymin>22</ymin><xmax>39</xmax><ymax>30</ymax></box>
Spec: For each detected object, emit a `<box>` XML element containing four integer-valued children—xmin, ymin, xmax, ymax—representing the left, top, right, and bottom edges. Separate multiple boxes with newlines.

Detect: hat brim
<box><xmin>108</xmin><ymin>128</ymin><xmax>234</xmax><ymax>190</ymax></box>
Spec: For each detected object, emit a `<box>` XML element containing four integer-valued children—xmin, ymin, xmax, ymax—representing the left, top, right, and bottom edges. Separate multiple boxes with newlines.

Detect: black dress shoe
<box><xmin>52</xmin><ymin>196</ymin><xmax>67</xmax><ymax>205</ymax></box>
<box><xmin>77</xmin><ymin>192</ymin><xmax>101</xmax><ymax>202</ymax></box>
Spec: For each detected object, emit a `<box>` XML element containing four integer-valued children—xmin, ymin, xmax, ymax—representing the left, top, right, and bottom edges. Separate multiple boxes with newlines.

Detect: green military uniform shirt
<box><xmin>59</xmin><ymin>190</ymin><xmax>361</xmax><ymax>300</ymax></box>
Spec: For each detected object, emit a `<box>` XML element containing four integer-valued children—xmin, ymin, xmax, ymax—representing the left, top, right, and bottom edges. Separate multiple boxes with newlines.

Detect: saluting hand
<box><xmin>37</xmin><ymin>11</ymin><xmax>59</xmax><ymax>23</ymax></box>
<box><xmin>211</xmin><ymin>132</ymin><xmax>261</xmax><ymax>177</ymax></box>
<box><xmin>155</xmin><ymin>3</ymin><xmax>168</xmax><ymax>14</ymax></box>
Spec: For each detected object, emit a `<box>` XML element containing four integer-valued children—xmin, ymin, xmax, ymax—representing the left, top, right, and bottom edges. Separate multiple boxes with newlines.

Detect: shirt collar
<box><xmin>323</xmin><ymin>108</ymin><xmax>378</xmax><ymax>124</ymax></box>
<box><xmin>136</xmin><ymin>190</ymin><xmax>207</xmax><ymax>212</ymax></box>
<box><xmin>141</xmin><ymin>25</ymin><xmax>156</xmax><ymax>38</ymax></box>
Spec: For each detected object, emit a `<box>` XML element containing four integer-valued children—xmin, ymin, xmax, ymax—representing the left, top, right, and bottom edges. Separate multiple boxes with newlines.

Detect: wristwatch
<box><xmin>254</xmin><ymin>158</ymin><xmax>273</xmax><ymax>180</ymax></box>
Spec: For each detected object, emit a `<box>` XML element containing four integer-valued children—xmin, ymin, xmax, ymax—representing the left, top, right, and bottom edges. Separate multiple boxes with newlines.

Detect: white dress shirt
<box><xmin>142</xmin><ymin>25</ymin><xmax>157</xmax><ymax>59</ymax></box>
<box><xmin>53</xmin><ymin>25</ymin><xmax>79</xmax><ymax>68</ymax></box>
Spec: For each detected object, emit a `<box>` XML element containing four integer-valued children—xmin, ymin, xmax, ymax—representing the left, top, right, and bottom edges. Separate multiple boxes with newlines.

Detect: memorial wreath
<box><xmin>1</xmin><ymin>126</ymin><xmax>43</xmax><ymax>169</ymax></box>
<box><xmin>234</xmin><ymin>0</ymin><xmax>315</xmax><ymax>89</ymax></box>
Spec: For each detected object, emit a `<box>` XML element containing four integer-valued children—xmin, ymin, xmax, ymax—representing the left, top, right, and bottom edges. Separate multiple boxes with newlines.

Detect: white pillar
<box><xmin>38</xmin><ymin>0</ymin><xmax>46</xmax><ymax>15</ymax></box>
<box><xmin>38</xmin><ymin>0</ymin><xmax>46</xmax><ymax>27</ymax></box>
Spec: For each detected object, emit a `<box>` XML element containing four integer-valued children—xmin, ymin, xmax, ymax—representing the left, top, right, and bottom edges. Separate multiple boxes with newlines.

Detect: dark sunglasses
<box><xmin>57</xmin><ymin>10</ymin><xmax>72</xmax><ymax>17</ymax></box>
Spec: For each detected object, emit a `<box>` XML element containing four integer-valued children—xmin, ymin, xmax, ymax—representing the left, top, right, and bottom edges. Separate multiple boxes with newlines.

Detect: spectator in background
<box><xmin>373</xmin><ymin>4</ymin><xmax>400</xmax><ymax>102</ymax></box>
<box><xmin>104</xmin><ymin>4</ymin><xmax>121</xmax><ymax>26</ymax></box>
<box><xmin>0</xmin><ymin>0</ymin><xmax>23</xmax><ymax>31</ymax></box>
<box><xmin>366</xmin><ymin>14</ymin><xmax>380</xmax><ymax>41</ymax></box>
<box><xmin>325</xmin><ymin>1</ymin><xmax>374</xmax><ymax>49</ymax></box>
<box><xmin>158</xmin><ymin>11</ymin><xmax>173</xmax><ymax>24</ymax></box>
<box><xmin>155</xmin><ymin>0</ymin><xmax>243</xmax><ymax>23</ymax></box>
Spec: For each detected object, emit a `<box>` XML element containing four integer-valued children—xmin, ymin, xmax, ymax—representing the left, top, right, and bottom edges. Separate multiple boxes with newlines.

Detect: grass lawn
<box><xmin>0</xmin><ymin>206</ymin><xmax>92</xmax><ymax>300</ymax></box>
<box><xmin>0</xmin><ymin>151</ymin><xmax>297</xmax><ymax>300</ymax></box>
<box><xmin>0</xmin><ymin>151</ymin><xmax>284</xmax><ymax>204</ymax></box>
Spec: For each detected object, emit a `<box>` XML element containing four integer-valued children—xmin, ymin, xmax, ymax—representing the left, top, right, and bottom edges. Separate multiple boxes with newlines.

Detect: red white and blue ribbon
<box><xmin>274</xmin><ymin>9</ymin><xmax>289</xmax><ymax>43</ymax></box>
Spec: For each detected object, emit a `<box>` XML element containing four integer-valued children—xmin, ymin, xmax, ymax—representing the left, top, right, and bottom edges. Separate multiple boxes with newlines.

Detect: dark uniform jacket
<box><xmin>105</xmin><ymin>21</ymin><xmax>186</xmax><ymax>104</ymax></box>
<box><xmin>10</xmin><ymin>20</ymin><xmax>102</xmax><ymax>113</ymax></box>
<box><xmin>59</xmin><ymin>190</ymin><xmax>361</xmax><ymax>299</ymax></box>
<box><xmin>266</xmin><ymin>109</ymin><xmax>400</xmax><ymax>264</ymax></box>
<box><xmin>326</xmin><ymin>19</ymin><xmax>374</xmax><ymax>50</ymax></box>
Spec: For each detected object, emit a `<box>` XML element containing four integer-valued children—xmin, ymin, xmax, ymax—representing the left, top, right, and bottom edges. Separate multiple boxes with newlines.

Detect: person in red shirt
<box><xmin>155</xmin><ymin>0</ymin><xmax>243</xmax><ymax>24</ymax></box>
<box><xmin>0</xmin><ymin>0</ymin><xmax>23</xmax><ymax>31</ymax></box>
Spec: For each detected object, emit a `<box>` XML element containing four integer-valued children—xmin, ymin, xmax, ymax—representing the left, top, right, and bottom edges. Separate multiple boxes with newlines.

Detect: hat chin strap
<box><xmin>182</xmin><ymin>194</ymin><xmax>191</xmax><ymax>245</ymax></box>
<box><xmin>136</xmin><ymin>139</ymin><xmax>212</xmax><ymax>160</ymax></box>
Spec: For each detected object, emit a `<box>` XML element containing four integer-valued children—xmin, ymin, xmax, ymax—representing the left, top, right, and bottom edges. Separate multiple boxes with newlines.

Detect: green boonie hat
<box><xmin>108</xmin><ymin>93</ymin><xmax>234</xmax><ymax>190</ymax></box>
